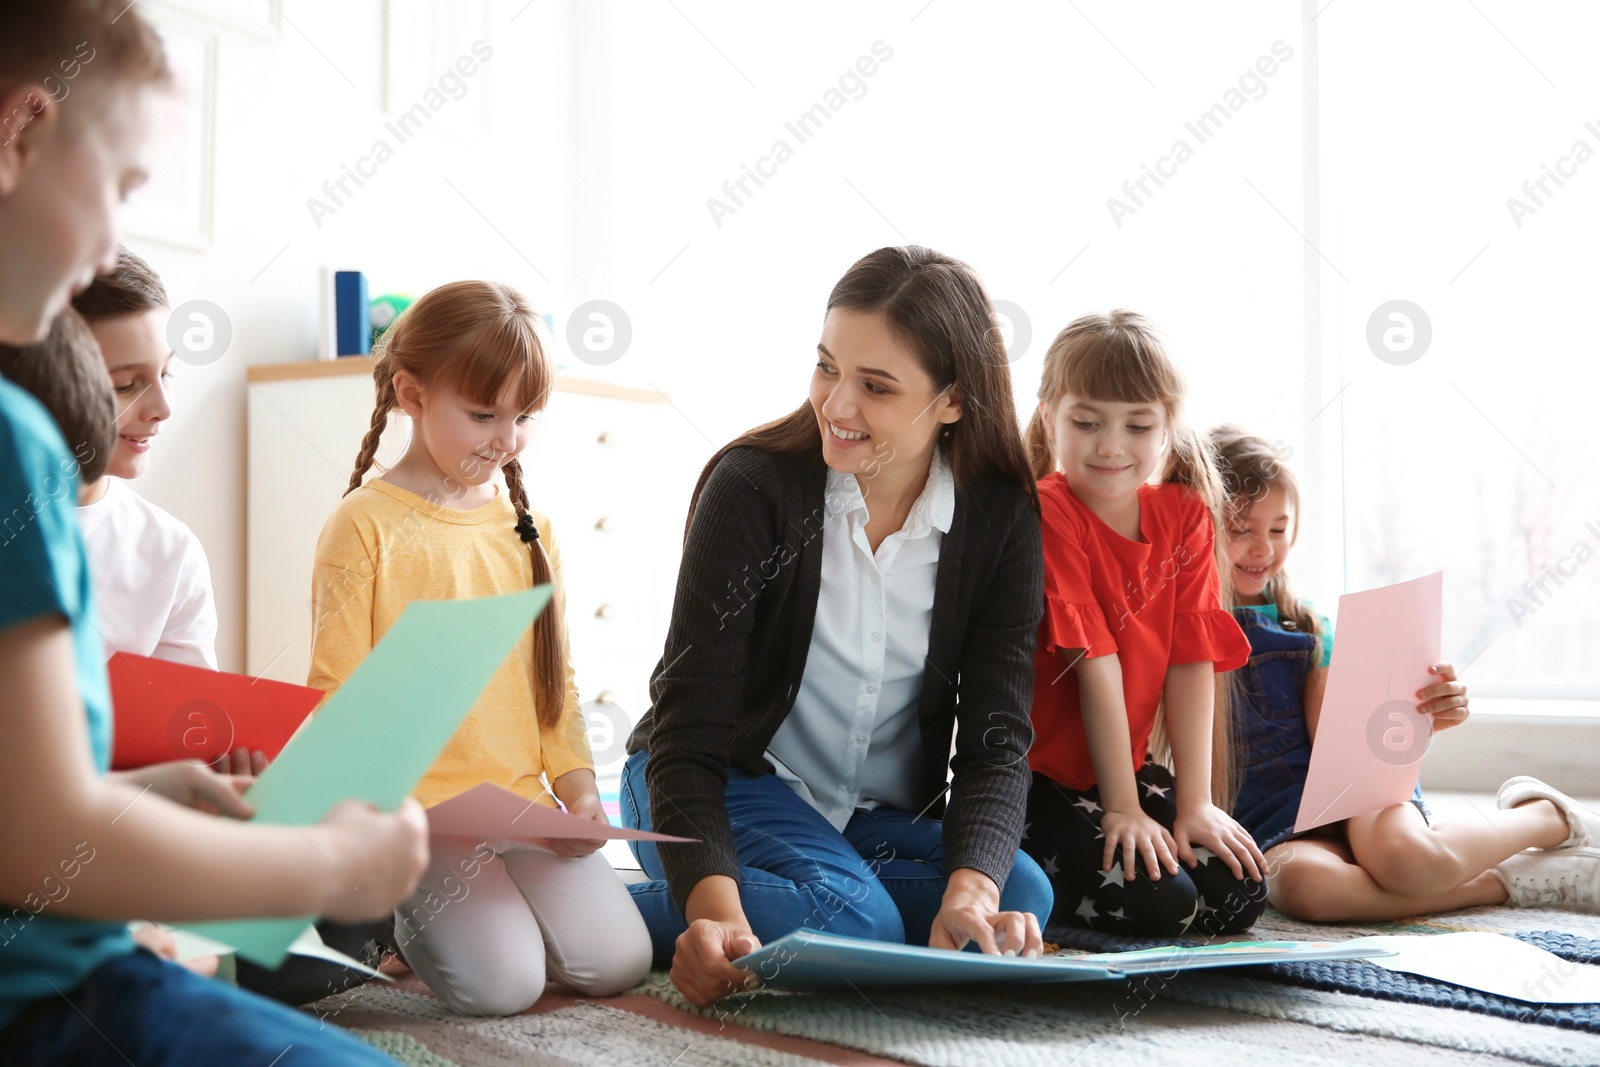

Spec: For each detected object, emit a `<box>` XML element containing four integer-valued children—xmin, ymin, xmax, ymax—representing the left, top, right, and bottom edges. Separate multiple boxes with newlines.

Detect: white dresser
<box><xmin>245</xmin><ymin>358</ymin><xmax>693</xmax><ymax>812</ymax></box>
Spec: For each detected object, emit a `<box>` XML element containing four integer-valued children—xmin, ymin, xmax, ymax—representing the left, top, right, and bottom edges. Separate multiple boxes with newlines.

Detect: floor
<box><xmin>323</xmin><ymin>789</ymin><xmax>1600</xmax><ymax>1066</ymax></box>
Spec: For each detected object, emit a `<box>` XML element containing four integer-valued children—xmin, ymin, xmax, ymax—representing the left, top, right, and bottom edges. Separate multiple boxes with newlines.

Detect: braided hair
<box><xmin>343</xmin><ymin>281</ymin><xmax>567</xmax><ymax>730</ymax></box>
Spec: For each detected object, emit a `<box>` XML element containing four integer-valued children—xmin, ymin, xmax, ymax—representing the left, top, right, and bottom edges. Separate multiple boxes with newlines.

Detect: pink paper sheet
<box><xmin>426</xmin><ymin>782</ymin><xmax>694</xmax><ymax>843</ymax></box>
<box><xmin>1294</xmin><ymin>571</ymin><xmax>1443</xmax><ymax>833</ymax></box>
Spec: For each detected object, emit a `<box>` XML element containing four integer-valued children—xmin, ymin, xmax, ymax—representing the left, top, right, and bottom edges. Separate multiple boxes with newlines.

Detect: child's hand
<box><xmin>211</xmin><ymin>747</ymin><xmax>269</xmax><ymax>778</ymax></box>
<box><xmin>1417</xmin><ymin>662</ymin><xmax>1469</xmax><ymax>735</ymax></box>
<box><xmin>113</xmin><ymin>761</ymin><xmax>255</xmax><ymax>819</ymax></box>
<box><xmin>1100</xmin><ymin>807</ymin><xmax>1181</xmax><ymax>882</ymax></box>
<box><xmin>548</xmin><ymin>768</ymin><xmax>608</xmax><ymax>858</ymax></box>
<box><xmin>549</xmin><ymin>791</ymin><xmax>609</xmax><ymax>859</ymax></box>
<box><xmin>1172</xmin><ymin>803</ymin><xmax>1265</xmax><ymax>882</ymax></box>
<box><xmin>132</xmin><ymin>922</ymin><xmax>180</xmax><ymax>960</ymax></box>
<box><xmin>316</xmin><ymin>797</ymin><xmax>429</xmax><ymax>922</ymax></box>
<box><xmin>131</xmin><ymin>924</ymin><xmax>220</xmax><ymax>978</ymax></box>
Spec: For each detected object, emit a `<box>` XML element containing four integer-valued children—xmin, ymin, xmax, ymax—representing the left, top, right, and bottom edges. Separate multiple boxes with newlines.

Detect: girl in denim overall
<box><xmin>1212</xmin><ymin>426</ymin><xmax>1600</xmax><ymax>921</ymax></box>
<box><xmin>1228</xmin><ymin>605</ymin><xmax>1323</xmax><ymax>855</ymax></box>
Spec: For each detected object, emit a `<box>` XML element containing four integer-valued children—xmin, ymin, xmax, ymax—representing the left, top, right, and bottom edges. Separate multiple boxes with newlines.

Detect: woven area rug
<box><xmin>624</xmin><ymin>902</ymin><xmax>1600</xmax><ymax>1067</ymax></box>
<box><xmin>1045</xmin><ymin>909</ymin><xmax>1600</xmax><ymax>1031</ymax></box>
<box><xmin>312</xmin><ymin>902</ymin><xmax>1600</xmax><ymax>1066</ymax></box>
<box><xmin>631</xmin><ymin>970</ymin><xmax>1588</xmax><ymax>1067</ymax></box>
<box><xmin>313</xmin><ymin>976</ymin><xmax>894</xmax><ymax>1067</ymax></box>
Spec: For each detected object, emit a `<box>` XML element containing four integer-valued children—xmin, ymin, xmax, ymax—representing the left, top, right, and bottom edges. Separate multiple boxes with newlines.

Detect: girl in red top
<box><xmin>1022</xmin><ymin>311</ymin><xmax>1266</xmax><ymax>937</ymax></box>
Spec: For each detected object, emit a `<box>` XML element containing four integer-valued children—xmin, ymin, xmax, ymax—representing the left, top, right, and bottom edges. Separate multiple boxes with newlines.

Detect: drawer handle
<box><xmin>594</xmin><ymin>690</ymin><xmax>617</xmax><ymax>705</ymax></box>
<box><xmin>594</xmin><ymin>603</ymin><xmax>617</xmax><ymax>620</ymax></box>
<box><xmin>594</xmin><ymin>515</ymin><xmax>615</xmax><ymax>532</ymax></box>
<box><xmin>596</xmin><ymin>430</ymin><xmax>615</xmax><ymax>445</ymax></box>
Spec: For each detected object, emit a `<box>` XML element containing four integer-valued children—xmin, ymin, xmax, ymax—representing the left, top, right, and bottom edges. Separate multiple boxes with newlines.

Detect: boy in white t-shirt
<box><xmin>71</xmin><ymin>248</ymin><xmax>218</xmax><ymax>670</ymax></box>
<box><xmin>71</xmin><ymin>251</ymin><xmax>384</xmax><ymax>1005</ymax></box>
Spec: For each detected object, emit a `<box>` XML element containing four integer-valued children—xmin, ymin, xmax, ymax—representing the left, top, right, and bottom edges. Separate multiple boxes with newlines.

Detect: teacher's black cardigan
<box><xmin>627</xmin><ymin>445</ymin><xmax>1044</xmax><ymax>912</ymax></box>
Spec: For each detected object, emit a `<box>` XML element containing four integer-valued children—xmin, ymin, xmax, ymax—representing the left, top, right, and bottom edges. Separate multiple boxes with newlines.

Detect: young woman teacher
<box><xmin>623</xmin><ymin>245</ymin><xmax>1053</xmax><ymax>1006</ymax></box>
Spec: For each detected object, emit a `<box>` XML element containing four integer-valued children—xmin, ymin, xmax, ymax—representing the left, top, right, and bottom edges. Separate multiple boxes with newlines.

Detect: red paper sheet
<box><xmin>108</xmin><ymin>652</ymin><xmax>325</xmax><ymax>770</ymax></box>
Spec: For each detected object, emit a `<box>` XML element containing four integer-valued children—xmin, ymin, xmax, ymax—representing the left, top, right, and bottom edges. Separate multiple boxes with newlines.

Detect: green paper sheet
<box><xmin>134</xmin><ymin>923</ymin><xmax>392</xmax><ymax>981</ymax></box>
<box><xmin>179</xmin><ymin>587</ymin><xmax>551</xmax><ymax>966</ymax></box>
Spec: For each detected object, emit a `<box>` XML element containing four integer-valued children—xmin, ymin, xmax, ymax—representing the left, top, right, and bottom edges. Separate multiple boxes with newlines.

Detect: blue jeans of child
<box><xmin>621</xmin><ymin>749</ymin><xmax>1053</xmax><ymax>967</ymax></box>
<box><xmin>0</xmin><ymin>947</ymin><xmax>398</xmax><ymax>1066</ymax></box>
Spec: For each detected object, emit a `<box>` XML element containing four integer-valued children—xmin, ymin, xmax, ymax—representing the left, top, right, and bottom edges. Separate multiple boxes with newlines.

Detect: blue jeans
<box><xmin>0</xmin><ymin>948</ymin><xmax>398</xmax><ymax>1066</ymax></box>
<box><xmin>621</xmin><ymin>750</ymin><xmax>1053</xmax><ymax>967</ymax></box>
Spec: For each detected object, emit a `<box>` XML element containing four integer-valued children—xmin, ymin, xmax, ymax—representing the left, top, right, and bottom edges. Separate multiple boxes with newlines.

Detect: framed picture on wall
<box><xmin>122</xmin><ymin>15</ymin><xmax>217</xmax><ymax>251</ymax></box>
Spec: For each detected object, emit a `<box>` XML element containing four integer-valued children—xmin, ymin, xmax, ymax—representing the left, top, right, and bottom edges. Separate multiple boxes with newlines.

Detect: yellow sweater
<box><xmin>308</xmin><ymin>478</ymin><xmax>591</xmax><ymax>809</ymax></box>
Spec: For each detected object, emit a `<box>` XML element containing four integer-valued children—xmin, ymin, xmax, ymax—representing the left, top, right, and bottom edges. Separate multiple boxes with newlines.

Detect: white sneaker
<box><xmin>1497</xmin><ymin>776</ymin><xmax>1600</xmax><ymax>849</ymax></box>
<box><xmin>1493</xmin><ymin>847</ymin><xmax>1600</xmax><ymax>913</ymax></box>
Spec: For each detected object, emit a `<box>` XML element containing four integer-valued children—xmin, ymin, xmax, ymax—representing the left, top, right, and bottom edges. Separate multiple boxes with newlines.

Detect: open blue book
<box><xmin>734</xmin><ymin>930</ymin><xmax>1397</xmax><ymax>991</ymax></box>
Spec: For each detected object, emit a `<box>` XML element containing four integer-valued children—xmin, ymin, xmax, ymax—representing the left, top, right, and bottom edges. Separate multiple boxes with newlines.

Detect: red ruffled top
<box><xmin>1030</xmin><ymin>474</ymin><xmax>1250</xmax><ymax>790</ymax></box>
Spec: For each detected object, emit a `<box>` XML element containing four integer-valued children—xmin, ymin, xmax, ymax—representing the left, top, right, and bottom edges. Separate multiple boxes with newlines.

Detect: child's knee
<box><xmin>556</xmin><ymin>932</ymin><xmax>653</xmax><ymax>997</ymax></box>
<box><xmin>1151</xmin><ymin>879</ymin><xmax>1206</xmax><ymax>937</ymax></box>
<box><xmin>1104</xmin><ymin>871</ymin><xmax>1204</xmax><ymax>937</ymax></box>
<box><xmin>1358</xmin><ymin>814</ymin><xmax>1452</xmax><ymax>896</ymax></box>
<box><xmin>1192</xmin><ymin>876</ymin><xmax>1269</xmax><ymax>935</ymax></box>
<box><xmin>560</xmin><ymin>908</ymin><xmax>652</xmax><ymax>998</ymax></box>
<box><xmin>1267</xmin><ymin>852</ymin><xmax>1346</xmax><ymax>922</ymax></box>
<box><xmin>434</xmin><ymin>966</ymin><xmax>546</xmax><ymax>1016</ymax></box>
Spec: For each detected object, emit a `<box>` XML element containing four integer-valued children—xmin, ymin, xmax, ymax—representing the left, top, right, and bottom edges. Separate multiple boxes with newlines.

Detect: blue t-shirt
<box><xmin>0</xmin><ymin>375</ymin><xmax>133</xmax><ymax>1029</ymax></box>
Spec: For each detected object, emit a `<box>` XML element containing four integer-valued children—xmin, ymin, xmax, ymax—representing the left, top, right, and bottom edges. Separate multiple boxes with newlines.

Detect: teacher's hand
<box><xmin>673</xmin><ymin>874</ymin><xmax>762</xmax><ymax>1006</ymax></box>
<box><xmin>929</xmin><ymin>868</ymin><xmax>1042</xmax><ymax>958</ymax></box>
<box><xmin>672</xmin><ymin>918</ymin><xmax>761</xmax><ymax>1007</ymax></box>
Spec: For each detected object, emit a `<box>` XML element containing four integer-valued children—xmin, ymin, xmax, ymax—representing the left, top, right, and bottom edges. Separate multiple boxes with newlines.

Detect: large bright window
<box><xmin>1320</xmin><ymin>1</ymin><xmax>1600</xmax><ymax>702</ymax></box>
<box><xmin>569</xmin><ymin>0</ymin><xmax>1596</xmax><ymax>708</ymax></box>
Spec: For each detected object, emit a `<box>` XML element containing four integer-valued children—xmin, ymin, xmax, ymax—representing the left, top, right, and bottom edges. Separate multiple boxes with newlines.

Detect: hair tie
<box><xmin>515</xmin><ymin>514</ymin><xmax>540</xmax><ymax>544</ymax></box>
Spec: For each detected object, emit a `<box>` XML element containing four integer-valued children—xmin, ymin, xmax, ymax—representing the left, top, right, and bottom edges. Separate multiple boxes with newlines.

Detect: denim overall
<box><xmin>1230</xmin><ymin>606</ymin><xmax>1428</xmax><ymax>853</ymax></box>
<box><xmin>1229</xmin><ymin>606</ymin><xmax>1319</xmax><ymax>852</ymax></box>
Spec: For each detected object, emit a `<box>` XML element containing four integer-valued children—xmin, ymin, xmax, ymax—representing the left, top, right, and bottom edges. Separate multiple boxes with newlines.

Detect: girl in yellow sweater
<box><xmin>310</xmin><ymin>280</ymin><xmax>651</xmax><ymax>1015</ymax></box>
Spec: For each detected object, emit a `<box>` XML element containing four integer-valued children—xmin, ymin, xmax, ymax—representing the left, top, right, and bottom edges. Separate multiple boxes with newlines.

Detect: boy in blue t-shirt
<box><xmin>0</xmin><ymin>375</ymin><xmax>132</xmax><ymax>1007</ymax></box>
<box><xmin>0</xmin><ymin>4</ymin><xmax>427</xmax><ymax>1063</ymax></box>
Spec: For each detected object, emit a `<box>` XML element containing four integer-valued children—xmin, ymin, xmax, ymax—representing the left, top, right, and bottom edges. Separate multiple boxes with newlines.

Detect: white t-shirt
<box><xmin>764</xmin><ymin>446</ymin><xmax>954</xmax><ymax>829</ymax></box>
<box><xmin>76</xmin><ymin>478</ymin><xmax>218</xmax><ymax>669</ymax></box>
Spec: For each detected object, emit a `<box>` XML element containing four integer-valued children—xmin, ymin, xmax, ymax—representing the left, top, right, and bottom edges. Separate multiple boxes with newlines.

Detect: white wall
<box><xmin>129</xmin><ymin>0</ymin><xmax>576</xmax><ymax>672</ymax></box>
<box><xmin>587</xmin><ymin>1</ymin><xmax>1307</xmax><ymax>474</ymax></box>
<box><xmin>136</xmin><ymin>1</ymin><xmax>1319</xmax><ymax>676</ymax></box>
<box><xmin>124</xmin><ymin>1</ymin><xmax>1600</xmax><ymax>704</ymax></box>
<box><xmin>109</xmin><ymin>0</ymin><xmax>1599</xmax><ymax>809</ymax></box>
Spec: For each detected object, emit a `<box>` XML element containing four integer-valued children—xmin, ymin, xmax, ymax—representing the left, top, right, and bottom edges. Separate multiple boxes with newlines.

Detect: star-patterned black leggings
<box><xmin>1023</xmin><ymin>762</ymin><xmax>1269</xmax><ymax>938</ymax></box>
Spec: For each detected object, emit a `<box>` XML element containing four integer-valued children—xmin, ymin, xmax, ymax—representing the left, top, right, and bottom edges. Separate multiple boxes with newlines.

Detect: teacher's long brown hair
<box><xmin>684</xmin><ymin>245</ymin><xmax>1038</xmax><ymax>534</ymax></box>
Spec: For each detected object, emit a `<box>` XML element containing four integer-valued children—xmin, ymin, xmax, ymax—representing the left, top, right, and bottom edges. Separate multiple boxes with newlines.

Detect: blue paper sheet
<box><xmin>735</xmin><ymin>931</ymin><xmax>1116</xmax><ymax>990</ymax></box>
<box><xmin>735</xmin><ymin>930</ymin><xmax>1396</xmax><ymax>991</ymax></box>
